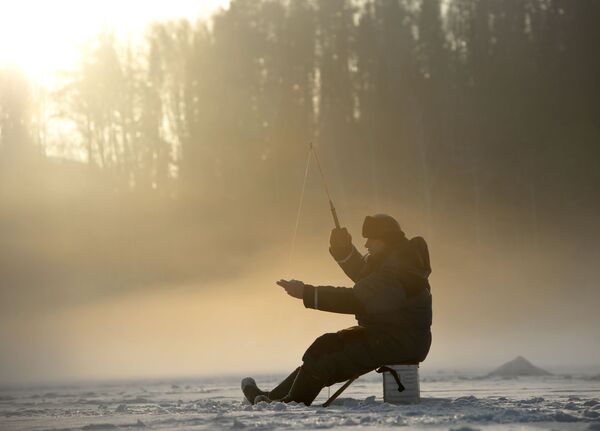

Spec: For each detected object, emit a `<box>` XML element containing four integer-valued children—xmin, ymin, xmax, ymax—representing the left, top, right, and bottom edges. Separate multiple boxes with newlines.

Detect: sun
<box><xmin>0</xmin><ymin>0</ymin><xmax>230</xmax><ymax>88</ymax></box>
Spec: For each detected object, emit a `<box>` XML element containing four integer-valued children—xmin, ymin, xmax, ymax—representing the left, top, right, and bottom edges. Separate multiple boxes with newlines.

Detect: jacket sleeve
<box><xmin>303</xmin><ymin>284</ymin><xmax>364</xmax><ymax>315</ymax></box>
<box><xmin>329</xmin><ymin>244</ymin><xmax>368</xmax><ymax>283</ymax></box>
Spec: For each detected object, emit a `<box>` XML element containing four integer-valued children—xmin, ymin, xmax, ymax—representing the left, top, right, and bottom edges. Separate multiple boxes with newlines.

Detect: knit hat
<box><xmin>362</xmin><ymin>213</ymin><xmax>405</xmax><ymax>244</ymax></box>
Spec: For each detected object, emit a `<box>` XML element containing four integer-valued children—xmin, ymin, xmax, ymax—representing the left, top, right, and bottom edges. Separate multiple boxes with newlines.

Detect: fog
<box><xmin>1</xmin><ymin>0</ymin><xmax>599</xmax><ymax>386</ymax></box>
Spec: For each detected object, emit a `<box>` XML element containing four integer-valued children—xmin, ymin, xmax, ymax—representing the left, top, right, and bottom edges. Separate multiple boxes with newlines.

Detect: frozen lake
<box><xmin>2</xmin><ymin>371</ymin><xmax>600</xmax><ymax>430</ymax></box>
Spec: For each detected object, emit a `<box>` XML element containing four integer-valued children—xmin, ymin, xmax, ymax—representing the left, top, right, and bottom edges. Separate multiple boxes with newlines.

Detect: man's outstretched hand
<box><xmin>276</xmin><ymin>279</ymin><xmax>305</xmax><ymax>299</ymax></box>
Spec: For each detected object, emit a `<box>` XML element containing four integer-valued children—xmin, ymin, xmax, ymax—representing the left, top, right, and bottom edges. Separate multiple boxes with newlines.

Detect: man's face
<box><xmin>364</xmin><ymin>237</ymin><xmax>387</xmax><ymax>256</ymax></box>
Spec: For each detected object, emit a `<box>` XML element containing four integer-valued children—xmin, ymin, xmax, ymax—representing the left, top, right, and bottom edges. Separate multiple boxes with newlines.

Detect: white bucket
<box><xmin>382</xmin><ymin>364</ymin><xmax>420</xmax><ymax>404</ymax></box>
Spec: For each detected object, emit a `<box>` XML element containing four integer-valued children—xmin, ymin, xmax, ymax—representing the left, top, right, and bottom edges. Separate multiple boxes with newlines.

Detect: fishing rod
<box><xmin>309</xmin><ymin>142</ymin><xmax>341</xmax><ymax>229</ymax></box>
<box><xmin>288</xmin><ymin>142</ymin><xmax>341</xmax><ymax>268</ymax></box>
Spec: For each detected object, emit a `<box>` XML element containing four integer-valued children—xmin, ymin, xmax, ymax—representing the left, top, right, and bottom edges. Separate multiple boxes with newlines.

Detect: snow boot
<box><xmin>241</xmin><ymin>377</ymin><xmax>268</xmax><ymax>405</ymax></box>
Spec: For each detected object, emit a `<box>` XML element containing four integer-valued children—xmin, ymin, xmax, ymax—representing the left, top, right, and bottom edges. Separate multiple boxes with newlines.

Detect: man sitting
<box><xmin>241</xmin><ymin>213</ymin><xmax>432</xmax><ymax>406</ymax></box>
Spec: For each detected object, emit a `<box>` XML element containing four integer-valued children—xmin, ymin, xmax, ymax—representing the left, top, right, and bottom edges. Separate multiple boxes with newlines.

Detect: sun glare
<box><xmin>0</xmin><ymin>0</ymin><xmax>230</xmax><ymax>87</ymax></box>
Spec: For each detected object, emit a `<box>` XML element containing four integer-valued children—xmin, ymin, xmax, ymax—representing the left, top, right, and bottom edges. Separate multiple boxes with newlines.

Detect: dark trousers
<box><xmin>270</xmin><ymin>325</ymin><xmax>427</xmax><ymax>402</ymax></box>
<box><xmin>301</xmin><ymin>326</ymin><xmax>385</xmax><ymax>387</ymax></box>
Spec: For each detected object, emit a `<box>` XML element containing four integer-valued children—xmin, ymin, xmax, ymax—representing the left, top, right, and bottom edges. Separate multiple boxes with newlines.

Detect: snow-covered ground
<box><xmin>2</xmin><ymin>371</ymin><xmax>600</xmax><ymax>430</ymax></box>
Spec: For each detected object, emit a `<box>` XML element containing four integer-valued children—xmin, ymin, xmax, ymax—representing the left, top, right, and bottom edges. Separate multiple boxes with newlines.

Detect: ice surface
<box><xmin>1</xmin><ymin>371</ymin><xmax>599</xmax><ymax>430</ymax></box>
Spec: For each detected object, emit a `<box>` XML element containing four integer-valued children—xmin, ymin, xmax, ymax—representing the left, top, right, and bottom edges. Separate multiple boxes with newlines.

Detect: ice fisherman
<box><xmin>241</xmin><ymin>213</ymin><xmax>432</xmax><ymax>406</ymax></box>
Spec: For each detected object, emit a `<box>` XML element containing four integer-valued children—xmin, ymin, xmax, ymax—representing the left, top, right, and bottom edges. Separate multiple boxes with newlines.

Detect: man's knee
<box><xmin>302</xmin><ymin>332</ymin><xmax>344</xmax><ymax>363</ymax></box>
<box><xmin>301</xmin><ymin>334</ymin><xmax>377</xmax><ymax>386</ymax></box>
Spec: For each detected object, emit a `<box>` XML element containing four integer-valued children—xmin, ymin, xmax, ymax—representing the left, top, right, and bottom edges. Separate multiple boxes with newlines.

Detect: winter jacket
<box><xmin>302</xmin><ymin>236</ymin><xmax>432</xmax><ymax>362</ymax></box>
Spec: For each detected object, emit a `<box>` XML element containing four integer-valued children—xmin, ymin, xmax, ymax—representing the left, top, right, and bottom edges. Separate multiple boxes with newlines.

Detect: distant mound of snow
<box><xmin>488</xmin><ymin>356</ymin><xmax>551</xmax><ymax>377</ymax></box>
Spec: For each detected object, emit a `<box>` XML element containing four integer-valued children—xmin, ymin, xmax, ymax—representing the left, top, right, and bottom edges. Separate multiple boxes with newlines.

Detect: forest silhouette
<box><xmin>1</xmin><ymin>0</ymin><xmax>599</xmax><ymax>311</ymax></box>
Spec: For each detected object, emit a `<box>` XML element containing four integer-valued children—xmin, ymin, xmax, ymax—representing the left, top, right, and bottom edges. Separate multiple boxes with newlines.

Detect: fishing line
<box><xmin>288</xmin><ymin>146</ymin><xmax>312</xmax><ymax>269</ymax></box>
<box><xmin>289</xmin><ymin>142</ymin><xmax>343</xmax><ymax>270</ymax></box>
<box><xmin>310</xmin><ymin>143</ymin><xmax>341</xmax><ymax>229</ymax></box>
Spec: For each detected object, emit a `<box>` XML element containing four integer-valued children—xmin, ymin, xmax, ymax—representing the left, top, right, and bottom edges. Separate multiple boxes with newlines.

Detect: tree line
<box><xmin>2</xmin><ymin>0</ymin><xmax>599</xmax><ymax>262</ymax></box>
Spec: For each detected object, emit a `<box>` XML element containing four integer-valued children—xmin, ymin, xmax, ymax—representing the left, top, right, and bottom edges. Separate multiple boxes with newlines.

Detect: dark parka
<box><xmin>299</xmin><ymin>237</ymin><xmax>432</xmax><ymax>387</ymax></box>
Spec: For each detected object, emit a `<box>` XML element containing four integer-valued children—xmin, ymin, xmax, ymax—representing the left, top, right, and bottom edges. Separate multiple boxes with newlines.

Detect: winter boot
<box><xmin>241</xmin><ymin>377</ymin><xmax>268</xmax><ymax>404</ymax></box>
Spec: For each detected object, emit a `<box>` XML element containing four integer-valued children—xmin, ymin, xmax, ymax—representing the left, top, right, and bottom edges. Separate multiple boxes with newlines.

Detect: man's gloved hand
<box><xmin>330</xmin><ymin>227</ymin><xmax>352</xmax><ymax>248</ymax></box>
<box><xmin>276</xmin><ymin>279</ymin><xmax>305</xmax><ymax>299</ymax></box>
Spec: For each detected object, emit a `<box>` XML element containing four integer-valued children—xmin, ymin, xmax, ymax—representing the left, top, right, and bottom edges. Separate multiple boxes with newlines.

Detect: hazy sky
<box><xmin>0</xmin><ymin>0</ymin><xmax>230</xmax><ymax>86</ymax></box>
